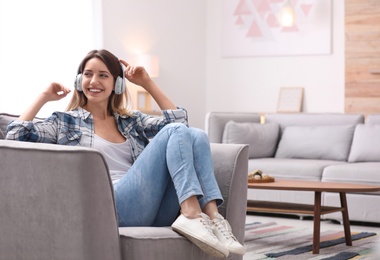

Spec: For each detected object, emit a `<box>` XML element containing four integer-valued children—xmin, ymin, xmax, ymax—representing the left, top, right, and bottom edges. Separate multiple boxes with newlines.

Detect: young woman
<box><xmin>6</xmin><ymin>49</ymin><xmax>245</xmax><ymax>258</ymax></box>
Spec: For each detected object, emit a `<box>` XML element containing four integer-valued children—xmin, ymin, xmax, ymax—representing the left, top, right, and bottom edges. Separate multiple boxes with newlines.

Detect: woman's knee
<box><xmin>189</xmin><ymin>127</ymin><xmax>209</xmax><ymax>143</ymax></box>
<box><xmin>161</xmin><ymin>124</ymin><xmax>209</xmax><ymax>144</ymax></box>
<box><xmin>162</xmin><ymin>123</ymin><xmax>191</xmax><ymax>136</ymax></box>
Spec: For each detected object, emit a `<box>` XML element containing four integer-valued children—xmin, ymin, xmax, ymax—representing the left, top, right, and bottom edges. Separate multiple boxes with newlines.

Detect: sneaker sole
<box><xmin>172</xmin><ymin>225</ymin><xmax>229</xmax><ymax>258</ymax></box>
<box><xmin>226</xmin><ymin>246</ymin><xmax>246</xmax><ymax>255</ymax></box>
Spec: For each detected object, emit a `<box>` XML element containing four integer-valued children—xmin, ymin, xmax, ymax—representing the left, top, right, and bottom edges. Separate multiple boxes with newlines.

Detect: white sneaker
<box><xmin>172</xmin><ymin>213</ymin><xmax>229</xmax><ymax>258</ymax></box>
<box><xmin>212</xmin><ymin>212</ymin><xmax>246</xmax><ymax>255</ymax></box>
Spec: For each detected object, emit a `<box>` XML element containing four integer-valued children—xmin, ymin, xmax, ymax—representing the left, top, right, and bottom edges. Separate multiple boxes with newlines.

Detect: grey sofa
<box><xmin>0</xmin><ymin>113</ymin><xmax>249</xmax><ymax>260</ymax></box>
<box><xmin>206</xmin><ymin>112</ymin><xmax>380</xmax><ymax>224</ymax></box>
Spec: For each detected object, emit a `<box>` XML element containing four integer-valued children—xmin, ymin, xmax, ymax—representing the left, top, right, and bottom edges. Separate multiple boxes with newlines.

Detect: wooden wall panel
<box><xmin>345</xmin><ymin>97</ymin><xmax>380</xmax><ymax>114</ymax></box>
<box><xmin>345</xmin><ymin>0</ymin><xmax>380</xmax><ymax>115</ymax></box>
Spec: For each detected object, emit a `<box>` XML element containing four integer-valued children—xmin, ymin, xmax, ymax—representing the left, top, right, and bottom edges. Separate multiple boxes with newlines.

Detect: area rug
<box><xmin>244</xmin><ymin>222</ymin><xmax>379</xmax><ymax>259</ymax></box>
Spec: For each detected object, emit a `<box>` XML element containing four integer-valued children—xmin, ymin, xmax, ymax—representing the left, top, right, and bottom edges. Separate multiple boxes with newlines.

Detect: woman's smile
<box><xmin>88</xmin><ymin>87</ymin><xmax>104</xmax><ymax>93</ymax></box>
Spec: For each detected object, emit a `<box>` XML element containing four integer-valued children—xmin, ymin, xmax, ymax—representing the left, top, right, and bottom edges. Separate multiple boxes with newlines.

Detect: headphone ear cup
<box><xmin>114</xmin><ymin>76</ymin><xmax>124</xmax><ymax>95</ymax></box>
<box><xmin>114</xmin><ymin>63</ymin><xmax>126</xmax><ymax>95</ymax></box>
<box><xmin>75</xmin><ymin>74</ymin><xmax>83</xmax><ymax>91</ymax></box>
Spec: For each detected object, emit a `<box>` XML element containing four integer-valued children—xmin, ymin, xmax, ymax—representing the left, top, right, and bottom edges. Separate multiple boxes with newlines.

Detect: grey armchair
<box><xmin>0</xmin><ymin>139</ymin><xmax>248</xmax><ymax>260</ymax></box>
<box><xmin>0</xmin><ymin>140</ymin><xmax>122</xmax><ymax>260</ymax></box>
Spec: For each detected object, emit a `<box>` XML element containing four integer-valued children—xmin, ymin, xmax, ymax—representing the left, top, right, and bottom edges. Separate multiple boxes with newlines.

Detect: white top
<box><xmin>93</xmin><ymin>134</ymin><xmax>133</xmax><ymax>184</ymax></box>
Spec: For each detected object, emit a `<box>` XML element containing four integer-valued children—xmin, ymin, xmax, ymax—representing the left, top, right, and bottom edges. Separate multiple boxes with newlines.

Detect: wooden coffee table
<box><xmin>247</xmin><ymin>179</ymin><xmax>380</xmax><ymax>254</ymax></box>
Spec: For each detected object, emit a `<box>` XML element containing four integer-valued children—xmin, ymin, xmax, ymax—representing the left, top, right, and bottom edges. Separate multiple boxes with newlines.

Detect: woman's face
<box><xmin>81</xmin><ymin>57</ymin><xmax>114</xmax><ymax>105</ymax></box>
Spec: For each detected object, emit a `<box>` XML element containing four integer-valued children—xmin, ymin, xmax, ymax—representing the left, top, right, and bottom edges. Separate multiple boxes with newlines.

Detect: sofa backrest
<box><xmin>0</xmin><ymin>113</ymin><xmax>17</xmax><ymax>139</ymax></box>
<box><xmin>265</xmin><ymin>113</ymin><xmax>364</xmax><ymax>161</ymax></box>
<box><xmin>367</xmin><ymin>114</ymin><xmax>380</xmax><ymax>125</ymax></box>
<box><xmin>0</xmin><ymin>140</ymin><xmax>122</xmax><ymax>260</ymax></box>
<box><xmin>205</xmin><ymin>112</ymin><xmax>261</xmax><ymax>143</ymax></box>
<box><xmin>265</xmin><ymin>113</ymin><xmax>364</xmax><ymax>132</ymax></box>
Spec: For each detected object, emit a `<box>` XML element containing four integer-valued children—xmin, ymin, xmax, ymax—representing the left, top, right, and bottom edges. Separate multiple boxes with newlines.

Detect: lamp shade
<box><xmin>132</xmin><ymin>54</ymin><xmax>159</xmax><ymax>78</ymax></box>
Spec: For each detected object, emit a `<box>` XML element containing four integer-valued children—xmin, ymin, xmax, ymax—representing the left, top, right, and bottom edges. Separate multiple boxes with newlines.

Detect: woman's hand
<box><xmin>120</xmin><ymin>59</ymin><xmax>153</xmax><ymax>90</ymax></box>
<box><xmin>17</xmin><ymin>83</ymin><xmax>71</xmax><ymax>121</ymax></box>
<box><xmin>42</xmin><ymin>82</ymin><xmax>71</xmax><ymax>102</ymax></box>
<box><xmin>120</xmin><ymin>59</ymin><xmax>176</xmax><ymax>110</ymax></box>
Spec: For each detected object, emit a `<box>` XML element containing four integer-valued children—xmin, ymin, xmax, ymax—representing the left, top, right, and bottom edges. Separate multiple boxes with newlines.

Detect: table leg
<box><xmin>340</xmin><ymin>192</ymin><xmax>352</xmax><ymax>246</ymax></box>
<box><xmin>313</xmin><ymin>191</ymin><xmax>322</xmax><ymax>254</ymax></box>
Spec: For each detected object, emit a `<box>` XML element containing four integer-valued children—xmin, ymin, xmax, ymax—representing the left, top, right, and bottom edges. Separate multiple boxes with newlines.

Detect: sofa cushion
<box><xmin>222</xmin><ymin>121</ymin><xmax>279</xmax><ymax>158</ymax></box>
<box><xmin>249</xmin><ymin>158</ymin><xmax>344</xmax><ymax>181</ymax></box>
<box><xmin>322</xmin><ymin>162</ymin><xmax>380</xmax><ymax>194</ymax></box>
<box><xmin>348</xmin><ymin>124</ymin><xmax>380</xmax><ymax>162</ymax></box>
<box><xmin>275</xmin><ymin>125</ymin><xmax>356</xmax><ymax>161</ymax></box>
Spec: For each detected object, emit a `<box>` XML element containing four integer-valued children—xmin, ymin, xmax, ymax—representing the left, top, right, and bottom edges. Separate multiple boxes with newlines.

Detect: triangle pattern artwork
<box><xmin>222</xmin><ymin>0</ymin><xmax>332</xmax><ymax>57</ymax></box>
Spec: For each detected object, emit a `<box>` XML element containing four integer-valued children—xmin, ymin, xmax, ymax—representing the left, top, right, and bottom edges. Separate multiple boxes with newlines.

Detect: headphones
<box><xmin>74</xmin><ymin>63</ymin><xmax>126</xmax><ymax>95</ymax></box>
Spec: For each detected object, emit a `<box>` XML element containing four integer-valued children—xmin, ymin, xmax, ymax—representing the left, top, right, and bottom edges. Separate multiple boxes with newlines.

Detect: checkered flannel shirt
<box><xmin>6</xmin><ymin>107</ymin><xmax>188</xmax><ymax>162</ymax></box>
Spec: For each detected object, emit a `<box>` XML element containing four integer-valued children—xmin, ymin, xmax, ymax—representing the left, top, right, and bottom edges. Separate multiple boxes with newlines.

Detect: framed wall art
<box><xmin>222</xmin><ymin>0</ymin><xmax>332</xmax><ymax>57</ymax></box>
<box><xmin>277</xmin><ymin>87</ymin><xmax>304</xmax><ymax>113</ymax></box>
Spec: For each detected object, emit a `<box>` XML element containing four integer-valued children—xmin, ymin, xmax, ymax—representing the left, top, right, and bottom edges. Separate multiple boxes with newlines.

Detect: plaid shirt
<box><xmin>6</xmin><ymin>107</ymin><xmax>188</xmax><ymax>162</ymax></box>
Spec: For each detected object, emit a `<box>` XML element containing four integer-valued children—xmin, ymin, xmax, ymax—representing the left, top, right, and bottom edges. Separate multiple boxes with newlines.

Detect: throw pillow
<box><xmin>275</xmin><ymin>125</ymin><xmax>356</xmax><ymax>161</ymax></box>
<box><xmin>222</xmin><ymin>121</ymin><xmax>280</xmax><ymax>159</ymax></box>
<box><xmin>348</xmin><ymin>124</ymin><xmax>380</xmax><ymax>162</ymax></box>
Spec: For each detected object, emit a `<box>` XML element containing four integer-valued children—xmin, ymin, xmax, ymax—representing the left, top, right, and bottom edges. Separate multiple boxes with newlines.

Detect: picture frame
<box><xmin>222</xmin><ymin>0</ymin><xmax>332</xmax><ymax>57</ymax></box>
<box><xmin>277</xmin><ymin>87</ymin><xmax>304</xmax><ymax>113</ymax></box>
<box><xmin>137</xmin><ymin>91</ymin><xmax>151</xmax><ymax>110</ymax></box>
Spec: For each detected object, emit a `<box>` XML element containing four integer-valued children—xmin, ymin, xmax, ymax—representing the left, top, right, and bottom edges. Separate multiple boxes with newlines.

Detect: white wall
<box><xmin>100</xmin><ymin>0</ymin><xmax>207</xmax><ymax>128</ymax></box>
<box><xmin>1</xmin><ymin>0</ymin><xmax>345</xmax><ymax>129</ymax></box>
<box><xmin>101</xmin><ymin>0</ymin><xmax>345</xmax><ymax>128</ymax></box>
<box><xmin>205</xmin><ymin>0</ymin><xmax>345</xmax><ymax>117</ymax></box>
<box><xmin>0</xmin><ymin>0</ymin><xmax>99</xmax><ymax>118</ymax></box>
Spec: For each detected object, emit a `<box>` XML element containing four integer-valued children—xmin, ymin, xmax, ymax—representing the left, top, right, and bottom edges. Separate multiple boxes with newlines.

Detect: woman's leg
<box><xmin>113</xmin><ymin>124</ymin><xmax>180</xmax><ymax>227</ymax></box>
<box><xmin>114</xmin><ymin>123</ymin><xmax>205</xmax><ymax>227</ymax></box>
<box><xmin>113</xmin><ymin>140</ymin><xmax>179</xmax><ymax>226</ymax></box>
<box><xmin>113</xmin><ymin>123</ymin><xmax>240</xmax><ymax>257</ymax></box>
<box><xmin>186</xmin><ymin>128</ymin><xmax>246</xmax><ymax>256</ymax></box>
<box><xmin>189</xmin><ymin>127</ymin><xmax>223</xmax><ymax>210</ymax></box>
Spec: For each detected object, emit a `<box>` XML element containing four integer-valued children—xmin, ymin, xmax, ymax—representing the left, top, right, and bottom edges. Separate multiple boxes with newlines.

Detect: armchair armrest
<box><xmin>210</xmin><ymin>143</ymin><xmax>249</xmax><ymax>255</ymax></box>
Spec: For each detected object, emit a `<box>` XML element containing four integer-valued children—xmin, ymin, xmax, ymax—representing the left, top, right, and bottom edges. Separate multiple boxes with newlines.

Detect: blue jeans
<box><xmin>113</xmin><ymin>123</ymin><xmax>223</xmax><ymax>227</ymax></box>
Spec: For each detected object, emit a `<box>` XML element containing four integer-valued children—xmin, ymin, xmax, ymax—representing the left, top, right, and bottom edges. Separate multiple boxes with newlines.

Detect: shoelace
<box><xmin>199</xmin><ymin>213</ymin><xmax>215</xmax><ymax>235</ymax></box>
<box><xmin>213</xmin><ymin>217</ymin><xmax>238</xmax><ymax>241</ymax></box>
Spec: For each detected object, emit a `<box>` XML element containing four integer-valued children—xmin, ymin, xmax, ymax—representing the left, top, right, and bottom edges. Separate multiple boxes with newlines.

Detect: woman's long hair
<box><xmin>66</xmin><ymin>49</ymin><xmax>132</xmax><ymax>116</ymax></box>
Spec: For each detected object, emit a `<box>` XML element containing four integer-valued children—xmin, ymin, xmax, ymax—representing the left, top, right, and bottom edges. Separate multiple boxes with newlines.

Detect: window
<box><xmin>0</xmin><ymin>0</ymin><xmax>102</xmax><ymax>117</ymax></box>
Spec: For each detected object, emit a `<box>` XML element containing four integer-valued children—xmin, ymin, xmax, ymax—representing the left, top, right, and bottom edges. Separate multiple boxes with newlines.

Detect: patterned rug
<box><xmin>244</xmin><ymin>221</ymin><xmax>379</xmax><ymax>259</ymax></box>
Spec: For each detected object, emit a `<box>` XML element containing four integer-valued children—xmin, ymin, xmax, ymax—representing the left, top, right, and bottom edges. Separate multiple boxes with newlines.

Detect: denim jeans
<box><xmin>113</xmin><ymin>123</ymin><xmax>223</xmax><ymax>227</ymax></box>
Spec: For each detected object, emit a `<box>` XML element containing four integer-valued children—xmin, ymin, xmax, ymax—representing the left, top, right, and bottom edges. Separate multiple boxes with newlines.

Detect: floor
<box><xmin>245</xmin><ymin>212</ymin><xmax>380</xmax><ymax>233</ymax></box>
<box><xmin>245</xmin><ymin>212</ymin><xmax>380</xmax><ymax>258</ymax></box>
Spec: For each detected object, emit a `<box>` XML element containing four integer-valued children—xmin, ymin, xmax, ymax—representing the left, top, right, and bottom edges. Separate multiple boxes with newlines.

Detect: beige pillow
<box><xmin>222</xmin><ymin>121</ymin><xmax>280</xmax><ymax>158</ymax></box>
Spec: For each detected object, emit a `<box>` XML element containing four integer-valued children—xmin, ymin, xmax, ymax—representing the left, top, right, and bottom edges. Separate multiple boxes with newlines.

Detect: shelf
<box><xmin>247</xmin><ymin>200</ymin><xmax>344</xmax><ymax>215</ymax></box>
